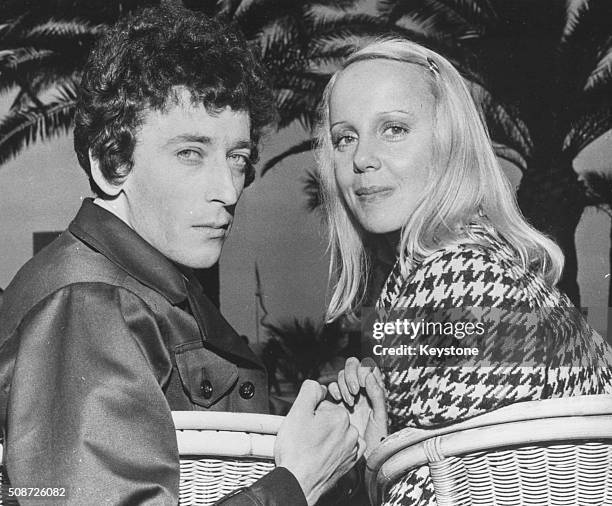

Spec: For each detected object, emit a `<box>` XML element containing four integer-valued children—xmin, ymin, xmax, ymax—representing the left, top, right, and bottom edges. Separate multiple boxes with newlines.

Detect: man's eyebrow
<box><xmin>232</xmin><ymin>139</ymin><xmax>255</xmax><ymax>151</ymax></box>
<box><xmin>163</xmin><ymin>135</ymin><xmax>254</xmax><ymax>151</ymax></box>
<box><xmin>164</xmin><ymin>134</ymin><xmax>212</xmax><ymax>147</ymax></box>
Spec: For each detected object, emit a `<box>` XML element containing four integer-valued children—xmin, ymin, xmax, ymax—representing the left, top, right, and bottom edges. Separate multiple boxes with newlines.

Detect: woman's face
<box><xmin>329</xmin><ymin>59</ymin><xmax>436</xmax><ymax>235</ymax></box>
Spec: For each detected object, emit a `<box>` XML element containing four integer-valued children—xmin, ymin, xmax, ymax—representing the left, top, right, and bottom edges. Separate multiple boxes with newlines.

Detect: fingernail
<box><xmin>350</xmin><ymin>381</ymin><xmax>359</xmax><ymax>394</ymax></box>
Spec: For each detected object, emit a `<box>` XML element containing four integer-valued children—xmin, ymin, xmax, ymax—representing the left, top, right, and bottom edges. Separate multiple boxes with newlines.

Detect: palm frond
<box><xmin>559</xmin><ymin>0</ymin><xmax>612</xmax><ymax>92</ymax></box>
<box><xmin>10</xmin><ymin>71</ymin><xmax>81</xmax><ymax>110</ymax></box>
<box><xmin>0</xmin><ymin>50</ymin><xmax>86</xmax><ymax>101</ymax></box>
<box><xmin>262</xmin><ymin>316</ymin><xmax>345</xmax><ymax>385</ymax></box>
<box><xmin>563</xmin><ymin>101</ymin><xmax>612</xmax><ymax>159</ymax></box>
<box><xmin>0</xmin><ymin>48</ymin><xmax>57</xmax><ymax>96</ymax></box>
<box><xmin>234</xmin><ymin>0</ymin><xmax>313</xmax><ymax>39</ymax></box>
<box><xmin>26</xmin><ymin>19</ymin><xmax>105</xmax><ymax>40</ymax></box>
<box><xmin>439</xmin><ymin>0</ymin><xmax>497</xmax><ymax>25</ymax></box>
<box><xmin>584</xmin><ymin>43</ymin><xmax>612</xmax><ymax>91</ymax></box>
<box><xmin>0</xmin><ymin>18</ymin><xmax>22</xmax><ymax>36</ymax></box>
<box><xmin>275</xmin><ymin>91</ymin><xmax>321</xmax><ymax>130</ymax></box>
<box><xmin>471</xmin><ymin>83</ymin><xmax>533</xmax><ymax>163</ymax></box>
<box><xmin>261</xmin><ymin>138</ymin><xmax>316</xmax><ymax>176</ymax></box>
<box><xmin>0</xmin><ymin>47</ymin><xmax>54</xmax><ymax>69</ymax></box>
<box><xmin>215</xmin><ymin>0</ymin><xmax>244</xmax><ymax>18</ymax></box>
<box><xmin>303</xmin><ymin>169</ymin><xmax>323</xmax><ymax>211</ymax></box>
<box><xmin>273</xmin><ymin>71</ymin><xmax>331</xmax><ymax>128</ymax></box>
<box><xmin>379</xmin><ymin>0</ymin><xmax>494</xmax><ymax>36</ymax></box>
<box><xmin>492</xmin><ymin>142</ymin><xmax>527</xmax><ymax>172</ymax></box>
<box><xmin>582</xmin><ymin>171</ymin><xmax>612</xmax><ymax>208</ymax></box>
<box><xmin>0</xmin><ymin>85</ymin><xmax>77</xmax><ymax>166</ymax></box>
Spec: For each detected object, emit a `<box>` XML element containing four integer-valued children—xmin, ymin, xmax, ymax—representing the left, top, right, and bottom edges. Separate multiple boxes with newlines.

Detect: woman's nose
<box><xmin>352</xmin><ymin>139</ymin><xmax>381</xmax><ymax>173</ymax></box>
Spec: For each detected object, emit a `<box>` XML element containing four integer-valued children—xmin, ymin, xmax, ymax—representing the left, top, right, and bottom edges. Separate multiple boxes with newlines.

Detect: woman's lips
<box><xmin>354</xmin><ymin>186</ymin><xmax>394</xmax><ymax>201</ymax></box>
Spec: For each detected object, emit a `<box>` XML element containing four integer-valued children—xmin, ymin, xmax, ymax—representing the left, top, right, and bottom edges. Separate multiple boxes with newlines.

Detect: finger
<box><xmin>338</xmin><ymin>370</ymin><xmax>354</xmax><ymax>406</ymax></box>
<box><xmin>293</xmin><ymin>379</ymin><xmax>326</xmax><ymax>412</ymax></box>
<box><xmin>361</xmin><ymin>357</ymin><xmax>377</xmax><ymax>369</ymax></box>
<box><xmin>356</xmin><ymin>366</ymin><xmax>371</xmax><ymax>389</ymax></box>
<box><xmin>327</xmin><ymin>382</ymin><xmax>342</xmax><ymax>402</ymax></box>
<box><xmin>317</xmin><ymin>399</ymin><xmax>344</xmax><ymax>413</ymax></box>
<box><xmin>344</xmin><ymin>357</ymin><xmax>360</xmax><ymax>395</ymax></box>
<box><xmin>356</xmin><ymin>435</ymin><xmax>366</xmax><ymax>460</ymax></box>
<box><xmin>372</xmin><ymin>366</ymin><xmax>384</xmax><ymax>389</ymax></box>
<box><xmin>359</xmin><ymin>357</ymin><xmax>378</xmax><ymax>388</ymax></box>
<box><xmin>365</xmin><ymin>373</ymin><xmax>387</xmax><ymax>424</ymax></box>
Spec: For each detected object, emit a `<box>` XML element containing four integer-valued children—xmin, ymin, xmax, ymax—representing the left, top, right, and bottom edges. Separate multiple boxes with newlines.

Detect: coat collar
<box><xmin>69</xmin><ymin>198</ymin><xmax>187</xmax><ymax>304</ymax></box>
<box><xmin>69</xmin><ymin>199</ymin><xmax>262</xmax><ymax>368</ymax></box>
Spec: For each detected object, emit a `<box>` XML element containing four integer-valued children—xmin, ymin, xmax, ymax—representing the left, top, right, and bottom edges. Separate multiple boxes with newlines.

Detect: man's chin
<box><xmin>173</xmin><ymin>248</ymin><xmax>223</xmax><ymax>270</ymax></box>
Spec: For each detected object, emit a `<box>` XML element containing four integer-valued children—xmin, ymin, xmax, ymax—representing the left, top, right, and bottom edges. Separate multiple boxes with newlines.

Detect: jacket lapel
<box><xmin>186</xmin><ymin>281</ymin><xmax>264</xmax><ymax>370</ymax></box>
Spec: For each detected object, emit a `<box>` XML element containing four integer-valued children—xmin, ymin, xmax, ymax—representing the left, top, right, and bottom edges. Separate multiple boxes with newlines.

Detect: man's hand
<box><xmin>274</xmin><ymin>379</ymin><xmax>360</xmax><ymax>506</ymax></box>
<box><xmin>328</xmin><ymin>357</ymin><xmax>388</xmax><ymax>458</ymax></box>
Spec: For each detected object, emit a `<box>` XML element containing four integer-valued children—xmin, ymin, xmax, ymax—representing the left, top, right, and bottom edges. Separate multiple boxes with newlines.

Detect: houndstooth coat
<box><xmin>375</xmin><ymin>222</ymin><xmax>612</xmax><ymax>505</ymax></box>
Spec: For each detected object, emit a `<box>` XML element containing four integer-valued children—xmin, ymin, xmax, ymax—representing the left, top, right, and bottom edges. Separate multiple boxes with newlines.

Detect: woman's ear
<box><xmin>89</xmin><ymin>149</ymin><xmax>126</xmax><ymax>197</ymax></box>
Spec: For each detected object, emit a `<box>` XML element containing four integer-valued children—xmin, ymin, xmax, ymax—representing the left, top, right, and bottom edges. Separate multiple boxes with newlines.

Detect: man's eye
<box><xmin>228</xmin><ymin>153</ymin><xmax>250</xmax><ymax>172</ymax></box>
<box><xmin>177</xmin><ymin>149</ymin><xmax>202</xmax><ymax>161</ymax></box>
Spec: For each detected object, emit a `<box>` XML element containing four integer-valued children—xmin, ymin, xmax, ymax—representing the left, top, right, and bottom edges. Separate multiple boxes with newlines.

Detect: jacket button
<box><xmin>200</xmin><ymin>379</ymin><xmax>213</xmax><ymax>399</ymax></box>
<box><xmin>239</xmin><ymin>381</ymin><xmax>255</xmax><ymax>399</ymax></box>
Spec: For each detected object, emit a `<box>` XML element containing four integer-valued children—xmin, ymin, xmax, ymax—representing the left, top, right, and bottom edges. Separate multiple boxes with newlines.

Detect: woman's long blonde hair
<box><xmin>316</xmin><ymin>38</ymin><xmax>563</xmax><ymax>322</ymax></box>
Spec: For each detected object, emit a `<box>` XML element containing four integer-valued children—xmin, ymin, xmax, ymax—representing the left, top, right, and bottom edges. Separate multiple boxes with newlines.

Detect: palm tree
<box><xmin>261</xmin><ymin>317</ymin><xmax>348</xmax><ymax>391</ymax></box>
<box><xmin>4</xmin><ymin>0</ymin><xmax>611</xmax><ymax>305</ymax></box>
<box><xmin>583</xmin><ymin>171</ymin><xmax>612</xmax><ymax>307</ymax></box>
<box><xmin>269</xmin><ymin>0</ymin><xmax>612</xmax><ymax>306</ymax></box>
<box><xmin>372</xmin><ymin>0</ymin><xmax>612</xmax><ymax>305</ymax></box>
<box><xmin>0</xmin><ymin>0</ymin><xmax>383</xmax><ymax>165</ymax></box>
<box><xmin>0</xmin><ymin>0</ymin><xmax>381</xmax><ymax>309</ymax></box>
<box><xmin>0</xmin><ymin>0</ymin><xmax>150</xmax><ymax>165</ymax></box>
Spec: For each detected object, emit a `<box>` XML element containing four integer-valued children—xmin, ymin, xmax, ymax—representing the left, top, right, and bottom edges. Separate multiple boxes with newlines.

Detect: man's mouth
<box><xmin>193</xmin><ymin>222</ymin><xmax>230</xmax><ymax>238</ymax></box>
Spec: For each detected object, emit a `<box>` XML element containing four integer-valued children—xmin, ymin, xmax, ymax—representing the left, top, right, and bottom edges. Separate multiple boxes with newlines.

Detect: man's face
<box><xmin>120</xmin><ymin>90</ymin><xmax>252</xmax><ymax>268</ymax></box>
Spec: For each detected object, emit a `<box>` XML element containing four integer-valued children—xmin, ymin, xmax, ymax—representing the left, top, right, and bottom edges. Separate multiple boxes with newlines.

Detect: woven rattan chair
<box><xmin>0</xmin><ymin>411</ymin><xmax>282</xmax><ymax>506</ymax></box>
<box><xmin>173</xmin><ymin>411</ymin><xmax>281</xmax><ymax>505</ymax></box>
<box><xmin>366</xmin><ymin>394</ymin><xmax>612</xmax><ymax>505</ymax></box>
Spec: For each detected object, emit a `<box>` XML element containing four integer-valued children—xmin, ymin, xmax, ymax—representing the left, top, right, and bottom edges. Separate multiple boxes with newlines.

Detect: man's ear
<box><xmin>89</xmin><ymin>149</ymin><xmax>126</xmax><ymax>197</ymax></box>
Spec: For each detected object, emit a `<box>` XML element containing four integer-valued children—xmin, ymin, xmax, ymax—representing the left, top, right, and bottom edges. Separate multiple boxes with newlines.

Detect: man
<box><xmin>0</xmin><ymin>6</ymin><xmax>361</xmax><ymax>505</ymax></box>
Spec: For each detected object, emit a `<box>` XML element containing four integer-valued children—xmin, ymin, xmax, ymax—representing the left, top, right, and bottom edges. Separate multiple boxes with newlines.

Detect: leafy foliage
<box><xmin>0</xmin><ymin>80</ymin><xmax>76</xmax><ymax>165</ymax></box>
<box><xmin>0</xmin><ymin>0</ymin><xmax>368</xmax><ymax>165</ymax></box>
<box><xmin>303</xmin><ymin>169</ymin><xmax>323</xmax><ymax>212</ymax></box>
<box><xmin>261</xmin><ymin>317</ymin><xmax>348</xmax><ymax>388</ymax></box>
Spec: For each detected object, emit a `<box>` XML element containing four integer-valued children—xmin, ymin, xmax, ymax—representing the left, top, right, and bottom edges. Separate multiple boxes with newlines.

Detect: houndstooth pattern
<box><xmin>376</xmin><ymin>223</ymin><xmax>612</xmax><ymax>506</ymax></box>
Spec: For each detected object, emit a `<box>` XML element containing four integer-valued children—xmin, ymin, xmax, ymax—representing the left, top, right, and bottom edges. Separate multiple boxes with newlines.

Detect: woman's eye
<box><xmin>177</xmin><ymin>149</ymin><xmax>202</xmax><ymax>162</ymax></box>
<box><xmin>333</xmin><ymin>134</ymin><xmax>357</xmax><ymax>151</ymax></box>
<box><xmin>383</xmin><ymin>124</ymin><xmax>409</xmax><ymax>138</ymax></box>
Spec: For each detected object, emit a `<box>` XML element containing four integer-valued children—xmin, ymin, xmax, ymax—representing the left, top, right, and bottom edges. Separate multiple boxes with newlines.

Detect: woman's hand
<box><xmin>328</xmin><ymin>357</ymin><xmax>388</xmax><ymax>458</ymax></box>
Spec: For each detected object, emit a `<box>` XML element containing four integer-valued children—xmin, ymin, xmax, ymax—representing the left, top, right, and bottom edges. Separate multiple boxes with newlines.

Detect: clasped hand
<box><xmin>328</xmin><ymin>357</ymin><xmax>388</xmax><ymax>459</ymax></box>
<box><xmin>274</xmin><ymin>359</ymin><xmax>387</xmax><ymax>506</ymax></box>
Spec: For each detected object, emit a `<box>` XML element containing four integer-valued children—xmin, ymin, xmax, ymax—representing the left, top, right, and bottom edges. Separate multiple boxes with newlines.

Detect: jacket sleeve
<box><xmin>4</xmin><ymin>283</ymin><xmax>308</xmax><ymax>506</ymax></box>
<box><xmin>216</xmin><ymin>467</ymin><xmax>307</xmax><ymax>505</ymax></box>
<box><xmin>5</xmin><ymin>283</ymin><xmax>179</xmax><ymax>505</ymax></box>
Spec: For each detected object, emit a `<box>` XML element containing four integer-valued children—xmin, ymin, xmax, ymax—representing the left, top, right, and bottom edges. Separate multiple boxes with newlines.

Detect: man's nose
<box><xmin>352</xmin><ymin>138</ymin><xmax>381</xmax><ymax>174</ymax></box>
<box><xmin>207</xmin><ymin>158</ymin><xmax>240</xmax><ymax>206</ymax></box>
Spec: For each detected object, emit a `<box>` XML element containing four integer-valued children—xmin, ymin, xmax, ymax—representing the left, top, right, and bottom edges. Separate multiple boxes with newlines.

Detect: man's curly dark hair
<box><xmin>74</xmin><ymin>5</ymin><xmax>276</xmax><ymax>195</ymax></box>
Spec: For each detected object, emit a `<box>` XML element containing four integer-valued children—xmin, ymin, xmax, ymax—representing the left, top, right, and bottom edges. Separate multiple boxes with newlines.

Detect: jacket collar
<box><xmin>68</xmin><ymin>199</ymin><xmax>262</xmax><ymax>368</ymax></box>
<box><xmin>69</xmin><ymin>198</ymin><xmax>187</xmax><ymax>304</ymax></box>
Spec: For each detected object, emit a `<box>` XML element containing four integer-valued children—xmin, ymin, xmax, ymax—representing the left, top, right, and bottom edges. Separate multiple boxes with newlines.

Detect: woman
<box><xmin>319</xmin><ymin>38</ymin><xmax>612</xmax><ymax>504</ymax></box>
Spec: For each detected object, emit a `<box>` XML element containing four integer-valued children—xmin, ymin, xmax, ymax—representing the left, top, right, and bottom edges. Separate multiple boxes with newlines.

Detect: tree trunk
<box><xmin>517</xmin><ymin>161</ymin><xmax>586</xmax><ymax>307</ymax></box>
<box><xmin>609</xmin><ymin>222</ymin><xmax>612</xmax><ymax>308</ymax></box>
